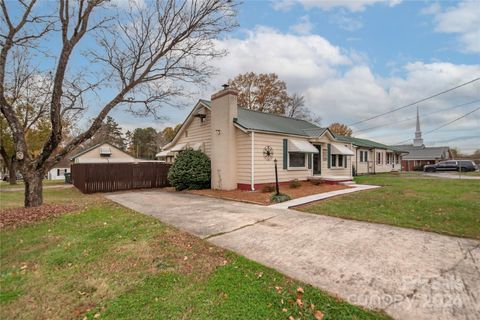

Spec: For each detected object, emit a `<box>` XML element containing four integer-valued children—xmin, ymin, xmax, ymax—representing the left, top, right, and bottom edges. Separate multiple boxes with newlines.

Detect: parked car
<box><xmin>423</xmin><ymin>160</ymin><xmax>478</xmax><ymax>172</ymax></box>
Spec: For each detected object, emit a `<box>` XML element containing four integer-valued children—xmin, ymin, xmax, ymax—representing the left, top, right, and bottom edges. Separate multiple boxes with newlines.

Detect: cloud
<box><xmin>290</xmin><ymin>15</ymin><xmax>314</xmax><ymax>35</ymax></box>
<box><xmin>211</xmin><ymin>26</ymin><xmax>351</xmax><ymax>90</ymax></box>
<box><xmin>206</xmin><ymin>27</ymin><xmax>479</xmax><ymax>151</ymax></box>
<box><xmin>426</xmin><ymin>1</ymin><xmax>480</xmax><ymax>53</ymax></box>
<box><xmin>272</xmin><ymin>0</ymin><xmax>401</xmax><ymax>12</ymax></box>
<box><xmin>329</xmin><ymin>9</ymin><xmax>363</xmax><ymax>31</ymax></box>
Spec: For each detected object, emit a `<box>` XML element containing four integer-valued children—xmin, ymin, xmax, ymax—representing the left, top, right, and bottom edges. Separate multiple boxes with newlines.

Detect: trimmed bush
<box><xmin>270</xmin><ymin>193</ymin><xmax>291</xmax><ymax>203</ymax></box>
<box><xmin>261</xmin><ymin>184</ymin><xmax>275</xmax><ymax>193</ymax></box>
<box><xmin>289</xmin><ymin>179</ymin><xmax>301</xmax><ymax>189</ymax></box>
<box><xmin>167</xmin><ymin>149</ymin><xmax>211</xmax><ymax>191</ymax></box>
<box><xmin>310</xmin><ymin>179</ymin><xmax>324</xmax><ymax>186</ymax></box>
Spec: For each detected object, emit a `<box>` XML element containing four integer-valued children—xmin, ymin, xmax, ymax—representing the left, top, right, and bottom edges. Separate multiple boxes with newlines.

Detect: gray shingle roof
<box><xmin>391</xmin><ymin>144</ymin><xmax>450</xmax><ymax>160</ymax></box>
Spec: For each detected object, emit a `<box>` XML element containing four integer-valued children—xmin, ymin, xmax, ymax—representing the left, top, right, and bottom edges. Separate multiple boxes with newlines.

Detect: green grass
<box><xmin>299</xmin><ymin>173</ymin><xmax>480</xmax><ymax>239</ymax></box>
<box><xmin>462</xmin><ymin>171</ymin><xmax>480</xmax><ymax>176</ymax></box>
<box><xmin>0</xmin><ymin>180</ymin><xmax>66</xmax><ymax>189</ymax></box>
<box><xmin>0</xmin><ymin>187</ymin><xmax>86</xmax><ymax>209</ymax></box>
<box><xmin>1</xmin><ymin>189</ymin><xmax>389</xmax><ymax>319</ymax></box>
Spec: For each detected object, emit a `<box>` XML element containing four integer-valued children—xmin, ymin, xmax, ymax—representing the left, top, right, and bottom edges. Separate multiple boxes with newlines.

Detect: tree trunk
<box><xmin>24</xmin><ymin>171</ymin><xmax>43</xmax><ymax>207</ymax></box>
<box><xmin>8</xmin><ymin>158</ymin><xmax>17</xmax><ymax>185</ymax></box>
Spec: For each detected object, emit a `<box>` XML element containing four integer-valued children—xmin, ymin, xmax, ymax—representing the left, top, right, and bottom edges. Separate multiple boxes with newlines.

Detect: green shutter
<box><xmin>283</xmin><ymin>139</ymin><xmax>288</xmax><ymax>169</ymax></box>
<box><xmin>327</xmin><ymin>144</ymin><xmax>331</xmax><ymax>168</ymax></box>
<box><xmin>344</xmin><ymin>155</ymin><xmax>347</xmax><ymax>168</ymax></box>
<box><xmin>308</xmin><ymin>153</ymin><xmax>312</xmax><ymax>169</ymax></box>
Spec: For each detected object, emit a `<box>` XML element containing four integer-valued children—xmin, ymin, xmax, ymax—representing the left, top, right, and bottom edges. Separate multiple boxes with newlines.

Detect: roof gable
<box><xmin>163</xmin><ymin>100</ymin><xmax>210</xmax><ymax>149</ymax></box>
<box><xmin>69</xmin><ymin>142</ymin><xmax>131</xmax><ymax>160</ymax></box>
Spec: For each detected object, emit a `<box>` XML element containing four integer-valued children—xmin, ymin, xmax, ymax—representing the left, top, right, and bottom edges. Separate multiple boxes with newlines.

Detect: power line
<box><xmin>354</xmin><ymin>99</ymin><xmax>480</xmax><ymax>134</ymax></box>
<box><xmin>394</xmin><ymin>106</ymin><xmax>480</xmax><ymax>145</ymax></box>
<box><xmin>348</xmin><ymin>77</ymin><xmax>480</xmax><ymax>126</ymax></box>
<box><xmin>424</xmin><ymin>106</ymin><xmax>480</xmax><ymax>134</ymax></box>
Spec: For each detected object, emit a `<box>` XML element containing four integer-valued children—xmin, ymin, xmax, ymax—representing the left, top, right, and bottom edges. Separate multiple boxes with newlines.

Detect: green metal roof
<box><xmin>200</xmin><ymin>99</ymin><xmax>400</xmax><ymax>151</ymax></box>
<box><xmin>200</xmin><ymin>99</ymin><xmax>324</xmax><ymax>136</ymax></box>
<box><xmin>235</xmin><ymin>108</ymin><xmax>323</xmax><ymax>136</ymax></box>
<box><xmin>335</xmin><ymin>135</ymin><xmax>405</xmax><ymax>152</ymax></box>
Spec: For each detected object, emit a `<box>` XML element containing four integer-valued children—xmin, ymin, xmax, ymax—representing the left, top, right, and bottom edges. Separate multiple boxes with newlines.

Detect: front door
<box><xmin>313</xmin><ymin>145</ymin><xmax>321</xmax><ymax>175</ymax></box>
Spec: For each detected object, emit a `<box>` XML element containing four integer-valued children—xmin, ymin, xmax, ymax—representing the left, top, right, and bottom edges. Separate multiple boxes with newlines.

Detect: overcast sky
<box><xmin>14</xmin><ymin>0</ymin><xmax>479</xmax><ymax>153</ymax></box>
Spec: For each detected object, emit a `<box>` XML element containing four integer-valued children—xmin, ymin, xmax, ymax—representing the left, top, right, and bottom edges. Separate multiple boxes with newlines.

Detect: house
<box><xmin>158</xmin><ymin>87</ymin><xmax>404</xmax><ymax>191</ymax></box>
<box><xmin>392</xmin><ymin>108</ymin><xmax>451</xmax><ymax>171</ymax></box>
<box><xmin>335</xmin><ymin>136</ymin><xmax>406</xmax><ymax>175</ymax></box>
<box><xmin>47</xmin><ymin>157</ymin><xmax>70</xmax><ymax>180</ymax></box>
<box><xmin>70</xmin><ymin>142</ymin><xmax>137</xmax><ymax>163</ymax></box>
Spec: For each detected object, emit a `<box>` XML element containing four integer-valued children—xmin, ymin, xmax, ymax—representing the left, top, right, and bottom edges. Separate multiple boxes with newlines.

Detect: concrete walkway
<box><xmin>107</xmin><ymin>191</ymin><xmax>480</xmax><ymax>320</ymax></box>
<box><xmin>423</xmin><ymin>172</ymin><xmax>480</xmax><ymax>180</ymax></box>
<box><xmin>269</xmin><ymin>184</ymin><xmax>380</xmax><ymax>209</ymax></box>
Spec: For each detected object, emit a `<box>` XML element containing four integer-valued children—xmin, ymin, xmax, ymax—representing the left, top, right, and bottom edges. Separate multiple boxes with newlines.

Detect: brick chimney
<box><xmin>210</xmin><ymin>85</ymin><xmax>238</xmax><ymax>190</ymax></box>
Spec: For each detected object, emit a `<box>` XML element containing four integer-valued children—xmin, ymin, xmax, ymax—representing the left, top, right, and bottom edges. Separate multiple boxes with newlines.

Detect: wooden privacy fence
<box><xmin>71</xmin><ymin>162</ymin><xmax>171</xmax><ymax>194</ymax></box>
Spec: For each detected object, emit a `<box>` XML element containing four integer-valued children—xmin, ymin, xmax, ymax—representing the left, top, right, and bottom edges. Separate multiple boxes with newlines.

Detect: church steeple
<box><xmin>413</xmin><ymin>106</ymin><xmax>424</xmax><ymax>147</ymax></box>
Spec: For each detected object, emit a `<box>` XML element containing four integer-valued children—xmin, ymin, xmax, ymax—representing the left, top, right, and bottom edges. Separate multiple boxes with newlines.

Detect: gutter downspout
<box><xmin>251</xmin><ymin>131</ymin><xmax>255</xmax><ymax>191</ymax></box>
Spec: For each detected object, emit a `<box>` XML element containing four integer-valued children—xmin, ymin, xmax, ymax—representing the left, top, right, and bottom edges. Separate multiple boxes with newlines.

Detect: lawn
<box><xmin>462</xmin><ymin>171</ymin><xmax>480</xmax><ymax>176</ymax></box>
<box><xmin>0</xmin><ymin>180</ymin><xmax>67</xmax><ymax>190</ymax></box>
<box><xmin>0</xmin><ymin>188</ymin><xmax>389</xmax><ymax>319</ymax></box>
<box><xmin>298</xmin><ymin>173</ymin><xmax>480</xmax><ymax>239</ymax></box>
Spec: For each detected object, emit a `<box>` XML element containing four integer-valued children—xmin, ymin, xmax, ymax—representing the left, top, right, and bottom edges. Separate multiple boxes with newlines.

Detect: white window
<box><xmin>57</xmin><ymin>168</ymin><xmax>67</xmax><ymax>176</ymax></box>
<box><xmin>360</xmin><ymin>151</ymin><xmax>368</xmax><ymax>163</ymax></box>
<box><xmin>288</xmin><ymin>152</ymin><xmax>307</xmax><ymax>168</ymax></box>
<box><xmin>331</xmin><ymin>155</ymin><xmax>345</xmax><ymax>168</ymax></box>
<box><xmin>376</xmin><ymin>152</ymin><xmax>383</xmax><ymax>165</ymax></box>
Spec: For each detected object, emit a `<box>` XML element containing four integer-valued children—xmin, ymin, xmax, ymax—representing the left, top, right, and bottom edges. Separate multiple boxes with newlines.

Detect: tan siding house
<box><xmin>159</xmin><ymin>88</ymin><xmax>402</xmax><ymax>191</ymax></box>
<box><xmin>70</xmin><ymin>143</ymin><xmax>136</xmax><ymax>163</ymax></box>
<box><xmin>335</xmin><ymin>136</ymin><xmax>405</xmax><ymax>175</ymax></box>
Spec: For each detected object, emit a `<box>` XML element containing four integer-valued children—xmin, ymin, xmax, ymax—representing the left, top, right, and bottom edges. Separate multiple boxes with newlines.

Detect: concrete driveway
<box><xmin>107</xmin><ymin>190</ymin><xmax>480</xmax><ymax>320</ymax></box>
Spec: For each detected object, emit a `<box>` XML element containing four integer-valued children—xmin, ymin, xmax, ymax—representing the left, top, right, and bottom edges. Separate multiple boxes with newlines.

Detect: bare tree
<box><xmin>285</xmin><ymin>93</ymin><xmax>321</xmax><ymax>125</ymax></box>
<box><xmin>0</xmin><ymin>0</ymin><xmax>237</xmax><ymax>207</ymax></box>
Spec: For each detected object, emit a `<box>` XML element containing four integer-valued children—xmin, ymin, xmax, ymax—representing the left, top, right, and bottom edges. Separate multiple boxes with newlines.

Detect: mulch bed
<box><xmin>0</xmin><ymin>203</ymin><xmax>78</xmax><ymax>228</ymax></box>
<box><xmin>189</xmin><ymin>181</ymin><xmax>348</xmax><ymax>205</ymax></box>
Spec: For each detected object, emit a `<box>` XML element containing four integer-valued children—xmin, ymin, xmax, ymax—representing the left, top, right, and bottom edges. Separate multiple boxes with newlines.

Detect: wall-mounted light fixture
<box><xmin>216</xmin><ymin>129</ymin><xmax>221</xmax><ymax>135</ymax></box>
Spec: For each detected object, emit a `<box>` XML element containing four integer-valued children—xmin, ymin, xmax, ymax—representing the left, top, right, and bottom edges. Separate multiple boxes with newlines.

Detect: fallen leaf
<box><xmin>296</xmin><ymin>287</ymin><xmax>304</xmax><ymax>301</ymax></box>
<box><xmin>94</xmin><ymin>313</ymin><xmax>101</xmax><ymax>319</ymax></box>
<box><xmin>296</xmin><ymin>298</ymin><xmax>303</xmax><ymax>307</ymax></box>
<box><xmin>314</xmin><ymin>310</ymin><xmax>324</xmax><ymax>320</ymax></box>
<box><xmin>282</xmin><ymin>308</ymin><xmax>288</xmax><ymax>313</ymax></box>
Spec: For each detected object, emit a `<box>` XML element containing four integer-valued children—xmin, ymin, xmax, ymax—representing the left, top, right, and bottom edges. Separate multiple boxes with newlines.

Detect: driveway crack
<box><xmin>203</xmin><ymin>214</ymin><xmax>281</xmax><ymax>240</ymax></box>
